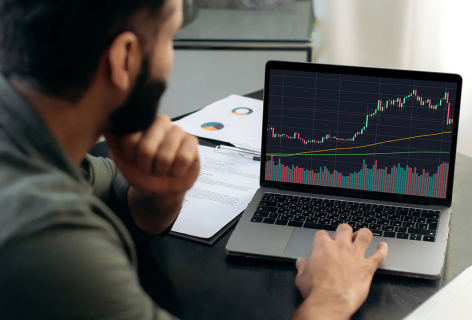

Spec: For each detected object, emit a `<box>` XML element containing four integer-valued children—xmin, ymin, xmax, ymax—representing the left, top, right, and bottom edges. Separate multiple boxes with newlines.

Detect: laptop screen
<box><xmin>263</xmin><ymin>62</ymin><xmax>461</xmax><ymax>201</ymax></box>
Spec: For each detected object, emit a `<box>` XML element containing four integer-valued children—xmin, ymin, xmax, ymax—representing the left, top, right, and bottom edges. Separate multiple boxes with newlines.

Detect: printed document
<box><xmin>403</xmin><ymin>266</ymin><xmax>472</xmax><ymax>320</ymax></box>
<box><xmin>171</xmin><ymin>145</ymin><xmax>260</xmax><ymax>238</ymax></box>
<box><xmin>173</xmin><ymin>95</ymin><xmax>263</xmax><ymax>151</ymax></box>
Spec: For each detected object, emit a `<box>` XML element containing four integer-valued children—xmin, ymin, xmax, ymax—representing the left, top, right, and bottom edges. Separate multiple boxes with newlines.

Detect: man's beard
<box><xmin>107</xmin><ymin>59</ymin><xmax>167</xmax><ymax>135</ymax></box>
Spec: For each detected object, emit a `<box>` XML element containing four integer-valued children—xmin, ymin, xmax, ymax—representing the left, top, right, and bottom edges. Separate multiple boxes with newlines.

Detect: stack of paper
<box><xmin>173</xmin><ymin>95</ymin><xmax>263</xmax><ymax>151</ymax></box>
<box><xmin>403</xmin><ymin>266</ymin><xmax>472</xmax><ymax>319</ymax></box>
<box><xmin>171</xmin><ymin>145</ymin><xmax>260</xmax><ymax>239</ymax></box>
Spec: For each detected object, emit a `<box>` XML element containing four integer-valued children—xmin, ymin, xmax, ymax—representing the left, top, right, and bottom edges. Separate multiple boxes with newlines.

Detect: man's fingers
<box><xmin>294</xmin><ymin>258</ymin><xmax>309</xmax><ymax>297</ymax></box>
<box><xmin>353</xmin><ymin>228</ymin><xmax>373</xmax><ymax>252</ymax></box>
<box><xmin>295</xmin><ymin>258</ymin><xmax>307</xmax><ymax>273</ymax></box>
<box><xmin>351</xmin><ymin>229</ymin><xmax>360</xmax><ymax>242</ymax></box>
<box><xmin>168</xmin><ymin>135</ymin><xmax>199</xmax><ymax>177</ymax></box>
<box><xmin>118</xmin><ymin>132</ymin><xmax>143</xmax><ymax>162</ymax></box>
<box><xmin>313</xmin><ymin>229</ymin><xmax>330</xmax><ymax>242</ymax></box>
<box><xmin>105</xmin><ymin>132</ymin><xmax>141</xmax><ymax>162</ymax></box>
<box><xmin>153</xmin><ymin>126</ymin><xmax>186</xmax><ymax>177</ymax></box>
<box><xmin>169</xmin><ymin>156</ymin><xmax>200</xmax><ymax>193</ymax></box>
<box><xmin>311</xmin><ymin>230</ymin><xmax>331</xmax><ymax>255</ymax></box>
<box><xmin>185</xmin><ymin>156</ymin><xmax>201</xmax><ymax>186</ymax></box>
<box><xmin>332</xmin><ymin>223</ymin><xmax>353</xmax><ymax>243</ymax></box>
<box><xmin>135</xmin><ymin>118</ymin><xmax>170</xmax><ymax>173</ymax></box>
<box><xmin>367</xmin><ymin>242</ymin><xmax>388</xmax><ymax>268</ymax></box>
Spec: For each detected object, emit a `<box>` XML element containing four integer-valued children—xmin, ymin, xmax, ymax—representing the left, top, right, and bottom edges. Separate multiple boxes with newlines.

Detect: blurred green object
<box><xmin>182</xmin><ymin>0</ymin><xmax>200</xmax><ymax>28</ymax></box>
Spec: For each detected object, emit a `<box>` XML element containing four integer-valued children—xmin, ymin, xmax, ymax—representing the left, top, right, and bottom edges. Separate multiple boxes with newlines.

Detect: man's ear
<box><xmin>108</xmin><ymin>31</ymin><xmax>142</xmax><ymax>91</ymax></box>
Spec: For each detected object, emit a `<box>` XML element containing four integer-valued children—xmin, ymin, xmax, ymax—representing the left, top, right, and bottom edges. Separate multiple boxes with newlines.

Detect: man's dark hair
<box><xmin>0</xmin><ymin>0</ymin><xmax>168</xmax><ymax>101</ymax></box>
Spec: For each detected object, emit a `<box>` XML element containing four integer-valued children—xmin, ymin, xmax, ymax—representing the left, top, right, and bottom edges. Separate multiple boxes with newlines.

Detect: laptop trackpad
<box><xmin>283</xmin><ymin>228</ymin><xmax>386</xmax><ymax>259</ymax></box>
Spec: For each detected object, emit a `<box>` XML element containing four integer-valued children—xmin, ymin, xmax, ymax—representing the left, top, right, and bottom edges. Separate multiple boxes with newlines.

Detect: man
<box><xmin>0</xmin><ymin>0</ymin><xmax>388</xmax><ymax>319</ymax></box>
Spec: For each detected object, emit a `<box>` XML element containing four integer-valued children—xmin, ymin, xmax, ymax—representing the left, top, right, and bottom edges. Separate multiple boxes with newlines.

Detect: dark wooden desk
<box><xmin>93</xmin><ymin>90</ymin><xmax>472</xmax><ymax>320</ymax></box>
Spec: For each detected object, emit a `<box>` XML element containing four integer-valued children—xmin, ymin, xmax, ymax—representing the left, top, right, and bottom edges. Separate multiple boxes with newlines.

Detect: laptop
<box><xmin>226</xmin><ymin>61</ymin><xmax>462</xmax><ymax>279</ymax></box>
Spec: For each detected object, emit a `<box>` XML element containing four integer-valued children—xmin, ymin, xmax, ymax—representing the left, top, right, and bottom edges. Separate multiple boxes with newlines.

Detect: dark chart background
<box><xmin>265</xmin><ymin>69</ymin><xmax>457</xmax><ymax>199</ymax></box>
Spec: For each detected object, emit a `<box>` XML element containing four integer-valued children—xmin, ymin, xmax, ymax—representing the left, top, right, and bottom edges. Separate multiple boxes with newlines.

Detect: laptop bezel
<box><xmin>260</xmin><ymin>61</ymin><xmax>463</xmax><ymax>206</ymax></box>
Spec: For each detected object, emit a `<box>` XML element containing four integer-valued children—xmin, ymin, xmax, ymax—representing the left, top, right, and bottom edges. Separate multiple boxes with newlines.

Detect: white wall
<box><xmin>159</xmin><ymin>50</ymin><xmax>307</xmax><ymax>118</ymax></box>
<box><xmin>313</xmin><ymin>0</ymin><xmax>472</xmax><ymax>157</ymax></box>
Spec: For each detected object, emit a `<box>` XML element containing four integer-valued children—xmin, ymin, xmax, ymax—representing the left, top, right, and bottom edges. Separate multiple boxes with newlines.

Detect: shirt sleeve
<box><xmin>0</xmin><ymin>223</ymin><xmax>179</xmax><ymax>320</ymax></box>
<box><xmin>83</xmin><ymin>154</ymin><xmax>118</xmax><ymax>202</ymax></box>
<box><xmin>82</xmin><ymin>154</ymin><xmax>173</xmax><ymax>245</ymax></box>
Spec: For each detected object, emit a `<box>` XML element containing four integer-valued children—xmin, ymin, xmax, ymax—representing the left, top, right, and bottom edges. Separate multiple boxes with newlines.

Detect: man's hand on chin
<box><xmin>104</xmin><ymin>115</ymin><xmax>200</xmax><ymax>235</ymax></box>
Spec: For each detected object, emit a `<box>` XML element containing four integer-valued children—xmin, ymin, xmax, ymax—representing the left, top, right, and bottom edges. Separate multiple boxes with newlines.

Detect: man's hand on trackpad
<box><xmin>291</xmin><ymin>224</ymin><xmax>388</xmax><ymax>320</ymax></box>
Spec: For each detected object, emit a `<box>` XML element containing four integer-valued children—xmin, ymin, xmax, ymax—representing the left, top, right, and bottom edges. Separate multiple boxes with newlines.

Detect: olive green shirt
<box><xmin>0</xmin><ymin>75</ymin><xmax>177</xmax><ymax>320</ymax></box>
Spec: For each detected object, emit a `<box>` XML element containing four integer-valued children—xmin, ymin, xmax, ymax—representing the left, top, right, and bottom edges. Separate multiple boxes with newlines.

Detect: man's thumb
<box><xmin>296</xmin><ymin>258</ymin><xmax>307</xmax><ymax>272</ymax></box>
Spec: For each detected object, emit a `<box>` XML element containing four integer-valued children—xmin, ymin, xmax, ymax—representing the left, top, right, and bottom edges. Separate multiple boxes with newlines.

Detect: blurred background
<box><xmin>160</xmin><ymin>0</ymin><xmax>472</xmax><ymax>157</ymax></box>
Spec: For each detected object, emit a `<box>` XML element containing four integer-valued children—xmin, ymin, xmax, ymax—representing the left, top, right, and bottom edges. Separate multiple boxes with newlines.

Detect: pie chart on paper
<box><xmin>201</xmin><ymin>122</ymin><xmax>224</xmax><ymax>131</ymax></box>
<box><xmin>232</xmin><ymin>107</ymin><xmax>253</xmax><ymax>115</ymax></box>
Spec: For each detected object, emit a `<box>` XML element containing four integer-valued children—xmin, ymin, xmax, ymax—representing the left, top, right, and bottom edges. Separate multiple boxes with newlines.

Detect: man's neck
<box><xmin>10</xmin><ymin>79</ymin><xmax>109</xmax><ymax>165</ymax></box>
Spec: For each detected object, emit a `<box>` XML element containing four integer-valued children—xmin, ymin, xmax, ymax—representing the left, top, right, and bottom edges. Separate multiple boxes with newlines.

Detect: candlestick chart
<box><xmin>265</xmin><ymin>70</ymin><xmax>457</xmax><ymax>199</ymax></box>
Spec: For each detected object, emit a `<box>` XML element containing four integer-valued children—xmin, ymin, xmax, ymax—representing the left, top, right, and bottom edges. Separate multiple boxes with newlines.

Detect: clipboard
<box><xmin>169</xmin><ymin>212</ymin><xmax>243</xmax><ymax>246</ymax></box>
<box><xmin>168</xmin><ymin>139</ymin><xmax>259</xmax><ymax>246</ymax></box>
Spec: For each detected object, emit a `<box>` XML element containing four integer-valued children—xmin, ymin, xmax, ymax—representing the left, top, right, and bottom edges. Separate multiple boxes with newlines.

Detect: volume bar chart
<box><xmin>265</xmin><ymin>157</ymin><xmax>449</xmax><ymax>198</ymax></box>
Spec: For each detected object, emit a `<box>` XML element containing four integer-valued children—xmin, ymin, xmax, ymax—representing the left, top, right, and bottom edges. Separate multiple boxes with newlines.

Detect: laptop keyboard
<box><xmin>250</xmin><ymin>193</ymin><xmax>440</xmax><ymax>242</ymax></box>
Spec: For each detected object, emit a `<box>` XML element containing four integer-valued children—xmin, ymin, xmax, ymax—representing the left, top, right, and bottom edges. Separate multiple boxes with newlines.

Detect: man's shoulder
<box><xmin>0</xmin><ymin>145</ymin><xmax>121</xmax><ymax>249</ymax></box>
<box><xmin>0</xmin><ymin>143</ymin><xmax>91</xmax><ymax>205</ymax></box>
<box><xmin>0</xmin><ymin>144</ymin><xmax>85</xmax><ymax>189</ymax></box>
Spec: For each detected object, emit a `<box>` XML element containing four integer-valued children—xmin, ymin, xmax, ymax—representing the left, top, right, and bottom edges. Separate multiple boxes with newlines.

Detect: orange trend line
<box><xmin>268</xmin><ymin>131</ymin><xmax>451</xmax><ymax>157</ymax></box>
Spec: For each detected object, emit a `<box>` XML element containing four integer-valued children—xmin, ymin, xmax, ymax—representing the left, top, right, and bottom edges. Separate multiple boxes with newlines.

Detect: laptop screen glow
<box><xmin>265</xmin><ymin>68</ymin><xmax>458</xmax><ymax>200</ymax></box>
